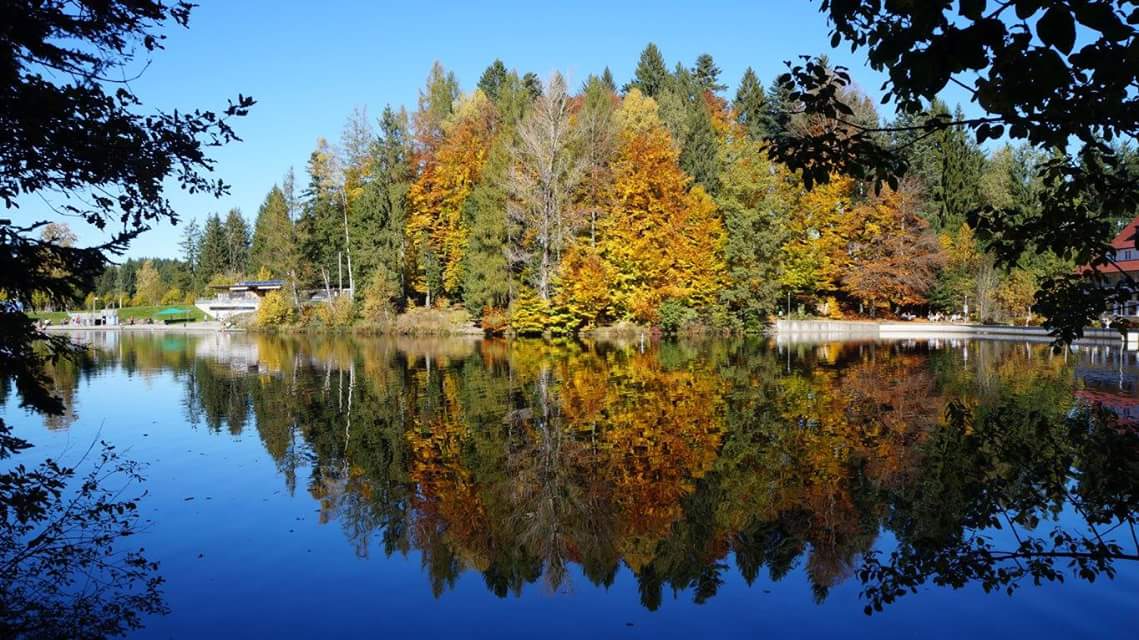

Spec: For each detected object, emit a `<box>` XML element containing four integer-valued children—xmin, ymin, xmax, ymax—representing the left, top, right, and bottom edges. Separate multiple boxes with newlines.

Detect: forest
<box><xmin>74</xmin><ymin>44</ymin><xmax>1136</xmax><ymax>334</ymax></box>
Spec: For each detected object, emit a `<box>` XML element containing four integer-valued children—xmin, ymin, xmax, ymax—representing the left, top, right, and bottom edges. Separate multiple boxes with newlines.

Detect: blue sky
<box><xmin>20</xmin><ymin>0</ymin><xmax>976</xmax><ymax>259</ymax></box>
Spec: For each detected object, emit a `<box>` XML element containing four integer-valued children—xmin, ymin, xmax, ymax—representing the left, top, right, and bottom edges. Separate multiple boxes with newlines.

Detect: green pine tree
<box><xmin>627</xmin><ymin>43</ymin><xmax>669</xmax><ymax>98</ymax></box>
<box><xmin>692</xmin><ymin>53</ymin><xmax>726</xmax><ymax>93</ymax></box>
<box><xmin>681</xmin><ymin>102</ymin><xmax>720</xmax><ymax>195</ymax></box>
<box><xmin>178</xmin><ymin>218</ymin><xmax>202</xmax><ymax>293</ymax></box>
<box><xmin>763</xmin><ymin>77</ymin><xmax>794</xmax><ymax>139</ymax></box>
<box><xmin>600</xmin><ymin>67</ymin><xmax>616</xmax><ymax>92</ymax></box>
<box><xmin>223</xmin><ymin>208</ymin><xmax>250</xmax><ymax>276</ymax></box>
<box><xmin>250</xmin><ymin>186</ymin><xmax>293</xmax><ymax>278</ymax></box>
<box><xmin>477</xmin><ymin>59</ymin><xmax>508</xmax><ymax>101</ymax></box>
<box><xmin>717</xmin><ymin>135</ymin><xmax>786</xmax><ymax>330</ymax></box>
<box><xmin>197</xmin><ymin>213</ymin><xmax>228</xmax><ymax>283</ymax></box>
<box><xmin>350</xmin><ymin>105</ymin><xmax>413</xmax><ymax>300</ymax></box>
<box><xmin>734</xmin><ymin>67</ymin><xmax>767</xmax><ymax>139</ymax></box>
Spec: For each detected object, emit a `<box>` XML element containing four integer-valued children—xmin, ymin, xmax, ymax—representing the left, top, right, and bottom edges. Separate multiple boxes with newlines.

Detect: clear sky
<box><xmin>20</xmin><ymin>0</ymin><xmax>975</xmax><ymax>259</ymax></box>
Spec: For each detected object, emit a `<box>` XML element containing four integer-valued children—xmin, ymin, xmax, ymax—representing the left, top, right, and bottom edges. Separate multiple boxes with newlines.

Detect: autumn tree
<box><xmin>408</xmin><ymin>90</ymin><xmax>497</xmax><ymax>304</ymax></box>
<box><xmin>134</xmin><ymin>259</ymin><xmax>164</xmax><ymax>306</ymax></box>
<box><xmin>841</xmin><ymin>182</ymin><xmax>944</xmax><ymax>314</ymax></box>
<box><xmin>780</xmin><ymin>175</ymin><xmax>855</xmax><ymax>307</ymax></box>
<box><xmin>593</xmin><ymin>90</ymin><xmax>726</xmax><ymax>323</ymax></box>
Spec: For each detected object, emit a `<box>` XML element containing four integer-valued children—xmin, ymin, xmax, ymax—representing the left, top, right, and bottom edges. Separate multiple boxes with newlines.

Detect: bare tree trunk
<box><xmin>321</xmin><ymin>266</ymin><xmax>333</xmax><ymax>308</ymax></box>
<box><xmin>341</xmin><ymin>190</ymin><xmax>354</xmax><ymax>296</ymax></box>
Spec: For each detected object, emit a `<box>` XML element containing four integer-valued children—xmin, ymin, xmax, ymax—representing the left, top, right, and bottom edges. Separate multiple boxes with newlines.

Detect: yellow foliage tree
<box><xmin>594</xmin><ymin>95</ymin><xmax>727</xmax><ymax>323</ymax></box>
<box><xmin>780</xmin><ymin>175</ymin><xmax>855</xmax><ymax>299</ymax></box>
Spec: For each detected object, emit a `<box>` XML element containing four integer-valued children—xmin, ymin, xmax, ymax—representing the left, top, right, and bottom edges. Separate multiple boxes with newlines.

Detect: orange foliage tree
<box><xmin>842</xmin><ymin>181</ymin><xmax>945</xmax><ymax>313</ymax></box>
<box><xmin>407</xmin><ymin>92</ymin><xmax>497</xmax><ymax>301</ymax></box>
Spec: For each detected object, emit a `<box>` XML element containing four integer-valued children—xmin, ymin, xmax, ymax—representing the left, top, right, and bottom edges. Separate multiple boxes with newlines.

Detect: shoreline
<box><xmin>773</xmin><ymin>319</ymin><xmax>1123</xmax><ymax>346</ymax></box>
<box><xmin>44</xmin><ymin>321</ymin><xmax>230</xmax><ymax>334</ymax></box>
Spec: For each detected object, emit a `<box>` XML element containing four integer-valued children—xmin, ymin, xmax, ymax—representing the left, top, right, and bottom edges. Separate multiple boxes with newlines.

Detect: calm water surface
<box><xmin>4</xmin><ymin>332</ymin><xmax>1139</xmax><ymax>638</ymax></box>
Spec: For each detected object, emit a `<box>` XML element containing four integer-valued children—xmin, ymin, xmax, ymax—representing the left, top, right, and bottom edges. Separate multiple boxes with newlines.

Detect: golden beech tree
<box><xmin>595</xmin><ymin>91</ymin><xmax>727</xmax><ymax>323</ymax></box>
<box><xmin>779</xmin><ymin>174</ymin><xmax>854</xmax><ymax>301</ymax></box>
<box><xmin>408</xmin><ymin>91</ymin><xmax>497</xmax><ymax>300</ymax></box>
<box><xmin>555</xmin><ymin>245</ymin><xmax>613</xmax><ymax>328</ymax></box>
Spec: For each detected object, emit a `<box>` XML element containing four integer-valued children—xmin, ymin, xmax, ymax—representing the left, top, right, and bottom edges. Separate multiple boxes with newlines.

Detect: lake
<box><xmin>3</xmin><ymin>331</ymin><xmax>1139</xmax><ymax>638</ymax></box>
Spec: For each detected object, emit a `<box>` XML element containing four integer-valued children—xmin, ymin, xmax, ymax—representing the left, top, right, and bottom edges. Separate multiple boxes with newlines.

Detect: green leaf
<box><xmin>1038</xmin><ymin>6</ymin><xmax>1076</xmax><ymax>53</ymax></box>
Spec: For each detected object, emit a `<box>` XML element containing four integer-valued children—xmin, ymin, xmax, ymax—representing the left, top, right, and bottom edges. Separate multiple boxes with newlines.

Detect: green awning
<box><xmin>156</xmin><ymin>308</ymin><xmax>189</xmax><ymax>316</ymax></box>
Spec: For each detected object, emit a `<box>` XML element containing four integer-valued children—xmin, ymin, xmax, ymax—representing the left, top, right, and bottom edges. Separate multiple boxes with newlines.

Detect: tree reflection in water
<box><xmin>40</xmin><ymin>333</ymin><xmax>1139</xmax><ymax>616</ymax></box>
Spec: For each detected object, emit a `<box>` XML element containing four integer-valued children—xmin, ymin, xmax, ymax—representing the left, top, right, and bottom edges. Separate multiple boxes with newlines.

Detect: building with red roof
<box><xmin>1093</xmin><ymin>217</ymin><xmax>1139</xmax><ymax>317</ymax></box>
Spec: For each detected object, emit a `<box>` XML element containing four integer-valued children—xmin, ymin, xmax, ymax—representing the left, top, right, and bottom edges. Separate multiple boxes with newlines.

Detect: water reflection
<box><xmin>27</xmin><ymin>333</ymin><xmax>1139</xmax><ymax>615</ymax></box>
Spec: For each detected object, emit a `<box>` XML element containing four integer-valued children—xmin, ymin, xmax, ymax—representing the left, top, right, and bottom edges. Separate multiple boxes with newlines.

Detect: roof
<box><xmin>1111</xmin><ymin>218</ymin><xmax>1139</xmax><ymax>250</ymax></box>
<box><xmin>209</xmin><ymin>279</ymin><xmax>285</xmax><ymax>290</ymax></box>
<box><xmin>156</xmin><ymin>308</ymin><xmax>190</xmax><ymax>315</ymax></box>
<box><xmin>233</xmin><ymin>279</ymin><xmax>284</xmax><ymax>287</ymax></box>
<box><xmin>1078</xmin><ymin>216</ymin><xmax>1139</xmax><ymax>274</ymax></box>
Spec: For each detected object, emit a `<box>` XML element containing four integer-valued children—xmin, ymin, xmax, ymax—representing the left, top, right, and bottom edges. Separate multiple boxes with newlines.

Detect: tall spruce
<box><xmin>223</xmin><ymin>209</ymin><xmax>250</xmax><ymax>275</ymax></box>
<box><xmin>717</xmin><ymin>130</ymin><xmax>786</xmax><ymax>329</ymax></box>
<box><xmin>627</xmin><ymin>43</ymin><xmax>669</xmax><ymax>98</ymax></box>
<box><xmin>351</xmin><ymin>106</ymin><xmax>413</xmax><ymax>298</ymax></box>
<box><xmin>250</xmin><ymin>186</ymin><xmax>293</xmax><ymax>278</ymax></box>
<box><xmin>692</xmin><ymin>53</ymin><xmax>726</xmax><ymax>93</ymax></box>
<box><xmin>681</xmin><ymin>101</ymin><xmax>720</xmax><ymax>195</ymax></box>
<box><xmin>600</xmin><ymin>67</ymin><xmax>616</xmax><ymax>92</ymax></box>
<box><xmin>762</xmin><ymin>77</ymin><xmax>794</xmax><ymax>140</ymax></box>
<box><xmin>463</xmin><ymin>73</ymin><xmax>533</xmax><ymax>313</ymax></box>
<box><xmin>734</xmin><ymin>67</ymin><xmax>768</xmax><ymax>139</ymax></box>
<box><xmin>296</xmin><ymin>139</ymin><xmax>345</xmax><ymax>287</ymax></box>
<box><xmin>477</xmin><ymin>59</ymin><xmax>509</xmax><ymax>101</ymax></box>
<box><xmin>179</xmin><ymin>219</ymin><xmax>202</xmax><ymax>293</ymax></box>
<box><xmin>197</xmin><ymin>213</ymin><xmax>228</xmax><ymax>282</ymax></box>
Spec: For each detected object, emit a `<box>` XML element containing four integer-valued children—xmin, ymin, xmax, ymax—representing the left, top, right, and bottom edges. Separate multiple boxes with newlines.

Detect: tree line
<box><xmin>66</xmin><ymin>45</ymin><xmax>1139</xmax><ymax>332</ymax></box>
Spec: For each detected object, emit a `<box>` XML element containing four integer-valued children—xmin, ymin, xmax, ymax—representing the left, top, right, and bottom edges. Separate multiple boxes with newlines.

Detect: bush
<box><xmin>480</xmin><ymin>306</ymin><xmax>509</xmax><ymax>336</ymax></box>
<box><xmin>509</xmin><ymin>291</ymin><xmax>550</xmax><ymax>336</ymax></box>
<box><xmin>658</xmin><ymin>299</ymin><xmax>699</xmax><ymax>334</ymax></box>
<box><xmin>315</xmin><ymin>294</ymin><xmax>355</xmax><ymax>328</ymax></box>
<box><xmin>394</xmin><ymin>305</ymin><xmax>474</xmax><ymax>335</ymax></box>
<box><xmin>255</xmin><ymin>290</ymin><xmax>296</xmax><ymax>327</ymax></box>
<box><xmin>360</xmin><ymin>269</ymin><xmax>399</xmax><ymax>326</ymax></box>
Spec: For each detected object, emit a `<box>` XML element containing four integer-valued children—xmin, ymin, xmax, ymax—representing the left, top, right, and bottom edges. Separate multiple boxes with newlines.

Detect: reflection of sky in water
<box><xmin>3</xmin><ymin>333</ymin><xmax>1138</xmax><ymax>638</ymax></box>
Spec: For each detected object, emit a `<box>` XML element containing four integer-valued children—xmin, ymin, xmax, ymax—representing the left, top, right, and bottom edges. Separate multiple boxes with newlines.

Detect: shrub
<box><xmin>315</xmin><ymin>294</ymin><xmax>355</xmax><ymax>328</ymax></box>
<box><xmin>480</xmin><ymin>306</ymin><xmax>509</xmax><ymax>336</ymax></box>
<box><xmin>658</xmin><ymin>299</ymin><xmax>698</xmax><ymax>334</ymax></box>
<box><xmin>509</xmin><ymin>291</ymin><xmax>550</xmax><ymax>336</ymax></box>
<box><xmin>394</xmin><ymin>305</ymin><xmax>474</xmax><ymax>335</ymax></box>
<box><xmin>256</xmin><ymin>290</ymin><xmax>296</xmax><ymax>327</ymax></box>
<box><xmin>360</xmin><ymin>269</ymin><xmax>400</xmax><ymax>326</ymax></box>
